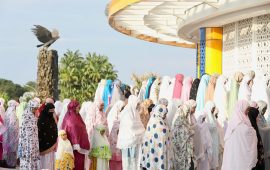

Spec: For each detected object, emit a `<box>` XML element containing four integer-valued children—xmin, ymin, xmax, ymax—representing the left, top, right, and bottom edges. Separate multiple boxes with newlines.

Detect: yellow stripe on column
<box><xmin>205</xmin><ymin>27</ymin><xmax>223</xmax><ymax>75</ymax></box>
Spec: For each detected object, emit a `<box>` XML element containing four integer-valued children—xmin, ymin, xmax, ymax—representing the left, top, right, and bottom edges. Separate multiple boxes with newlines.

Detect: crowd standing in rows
<box><xmin>0</xmin><ymin>70</ymin><xmax>269</xmax><ymax>170</ymax></box>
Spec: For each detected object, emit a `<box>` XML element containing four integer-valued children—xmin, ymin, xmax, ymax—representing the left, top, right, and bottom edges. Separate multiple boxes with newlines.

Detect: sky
<box><xmin>0</xmin><ymin>0</ymin><xmax>196</xmax><ymax>86</ymax></box>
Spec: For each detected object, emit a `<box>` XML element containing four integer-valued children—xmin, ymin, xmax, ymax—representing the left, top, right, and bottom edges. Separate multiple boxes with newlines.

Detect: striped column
<box><xmin>197</xmin><ymin>27</ymin><xmax>223</xmax><ymax>77</ymax></box>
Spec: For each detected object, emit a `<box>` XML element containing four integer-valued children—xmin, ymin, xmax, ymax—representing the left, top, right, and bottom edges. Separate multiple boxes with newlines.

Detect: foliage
<box><xmin>0</xmin><ymin>78</ymin><xmax>27</xmax><ymax>101</ymax></box>
<box><xmin>24</xmin><ymin>81</ymin><xmax>37</xmax><ymax>93</ymax></box>
<box><xmin>59</xmin><ymin>50</ymin><xmax>118</xmax><ymax>103</ymax></box>
<box><xmin>131</xmin><ymin>72</ymin><xmax>158</xmax><ymax>89</ymax></box>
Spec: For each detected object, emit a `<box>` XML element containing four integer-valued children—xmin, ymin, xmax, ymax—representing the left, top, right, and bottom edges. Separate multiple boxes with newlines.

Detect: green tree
<box><xmin>0</xmin><ymin>78</ymin><xmax>26</xmax><ymax>101</ymax></box>
<box><xmin>59</xmin><ymin>50</ymin><xmax>117</xmax><ymax>103</ymax></box>
<box><xmin>24</xmin><ymin>81</ymin><xmax>37</xmax><ymax>93</ymax></box>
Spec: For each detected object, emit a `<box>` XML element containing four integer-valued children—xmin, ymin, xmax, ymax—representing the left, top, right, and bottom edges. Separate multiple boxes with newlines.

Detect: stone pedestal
<box><xmin>37</xmin><ymin>48</ymin><xmax>59</xmax><ymax>100</ymax></box>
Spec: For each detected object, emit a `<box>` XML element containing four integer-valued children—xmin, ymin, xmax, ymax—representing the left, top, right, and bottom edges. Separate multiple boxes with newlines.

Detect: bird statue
<box><xmin>32</xmin><ymin>25</ymin><xmax>59</xmax><ymax>48</ymax></box>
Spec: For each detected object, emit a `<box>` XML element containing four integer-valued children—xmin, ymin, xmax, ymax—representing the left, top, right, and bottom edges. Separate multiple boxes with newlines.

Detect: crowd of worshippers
<box><xmin>0</xmin><ymin>70</ymin><xmax>269</xmax><ymax>170</ymax></box>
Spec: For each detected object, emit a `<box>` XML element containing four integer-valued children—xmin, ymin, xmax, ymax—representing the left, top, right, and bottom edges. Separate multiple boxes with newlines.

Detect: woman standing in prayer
<box><xmin>213</xmin><ymin>75</ymin><xmax>229</xmax><ymax>127</ymax></box>
<box><xmin>55</xmin><ymin>130</ymin><xmax>75</xmax><ymax>170</ymax></box>
<box><xmin>141</xmin><ymin>104</ymin><xmax>173</xmax><ymax>170</ymax></box>
<box><xmin>248</xmin><ymin>107</ymin><xmax>265</xmax><ymax>170</ymax></box>
<box><xmin>159</xmin><ymin>76</ymin><xmax>172</xmax><ymax>100</ymax></box>
<box><xmin>102</xmin><ymin>80</ymin><xmax>113</xmax><ymax>112</ymax></box>
<box><xmin>173</xmin><ymin>74</ymin><xmax>184</xmax><ymax>99</ymax></box>
<box><xmin>95</xmin><ymin>79</ymin><xmax>107</xmax><ymax>103</ymax></box>
<box><xmin>205</xmin><ymin>74</ymin><xmax>218</xmax><ymax>102</ymax></box>
<box><xmin>57</xmin><ymin>98</ymin><xmax>71</xmax><ymax>129</ymax></box>
<box><xmin>149</xmin><ymin>78</ymin><xmax>161</xmax><ymax>104</ymax></box>
<box><xmin>227</xmin><ymin>71</ymin><xmax>244</xmax><ymax>119</ymax></box>
<box><xmin>110</xmin><ymin>79</ymin><xmax>124</xmax><ymax>105</ymax></box>
<box><xmin>79</xmin><ymin>101</ymin><xmax>92</xmax><ymax>123</ymax></box>
<box><xmin>189</xmin><ymin>78</ymin><xmax>200</xmax><ymax>101</ymax></box>
<box><xmin>181</xmin><ymin>77</ymin><xmax>193</xmax><ymax>102</ymax></box>
<box><xmin>3</xmin><ymin>100</ymin><xmax>19</xmax><ymax>168</ymax></box>
<box><xmin>117</xmin><ymin>95</ymin><xmax>145</xmax><ymax>170</ymax></box>
<box><xmin>168</xmin><ymin>99</ymin><xmax>183</xmax><ymax>128</ymax></box>
<box><xmin>89</xmin><ymin>124</ymin><xmax>112</xmax><ymax>170</ymax></box>
<box><xmin>196</xmin><ymin>114</ymin><xmax>213</xmax><ymax>170</ymax></box>
<box><xmin>172</xmin><ymin>103</ymin><xmax>194</xmax><ymax>170</ymax></box>
<box><xmin>139</xmin><ymin>99</ymin><xmax>154</xmax><ymax>128</ymax></box>
<box><xmin>238</xmin><ymin>73</ymin><xmax>254</xmax><ymax>101</ymax></box>
<box><xmin>222</xmin><ymin>100</ymin><xmax>258</xmax><ymax>170</ymax></box>
<box><xmin>85</xmin><ymin>100</ymin><xmax>107</xmax><ymax>144</ymax></box>
<box><xmin>195</xmin><ymin>74</ymin><xmax>210</xmax><ymax>115</ymax></box>
<box><xmin>18</xmin><ymin>99</ymin><xmax>40</xmax><ymax>169</ymax></box>
<box><xmin>257</xmin><ymin>100</ymin><xmax>270</xmax><ymax>169</ymax></box>
<box><xmin>107</xmin><ymin>101</ymin><xmax>125</xmax><ymax>170</ymax></box>
<box><xmin>38</xmin><ymin>103</ymin><xmax>58</xmax><ymax>170</ymax></box>
<box><xmin>61</xmin><ymin>100</ymin><xmax>90</xmax><ymax>170</ymax></box>
<box><xmin>204</xmin><ymin>101</ymin><xmax>220</xmax><ymax>169</ymax></box>
<box><xmin>144</xmin><ymin>77</ymin><xmax>156</xmax><ymax>100</ymax></box>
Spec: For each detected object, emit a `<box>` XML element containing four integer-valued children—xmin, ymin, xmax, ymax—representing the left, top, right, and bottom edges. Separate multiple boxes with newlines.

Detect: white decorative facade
<box><xmin>223</xmin><ymin>14</ymin><xmax>270</xmax><ymax>77</ymax></box>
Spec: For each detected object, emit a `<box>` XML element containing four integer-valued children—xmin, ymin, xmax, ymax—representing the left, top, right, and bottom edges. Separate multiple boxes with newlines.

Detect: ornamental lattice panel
<box><xmin>236</xmin><ymin>18</ymin><xmax>253</xmax><ymax>73</ymax></box>
<box><xmin>222</xmin><ymin>22</ymin><xmax>236</xmax><ymax>76</ymax></box>
<box><xmin>222</xmin><ymin>14</ymin><xmax>270</xmax><ymax>77</ymax></box>
<box><xmin>254</xmin><ymin>14</ymin><xmax>270</xmax><ymax>75</ymax></box>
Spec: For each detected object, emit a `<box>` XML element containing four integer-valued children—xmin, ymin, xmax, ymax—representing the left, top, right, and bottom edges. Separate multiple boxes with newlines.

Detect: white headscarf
<box><xmin>55</xmin><ymin>130</ymin><xmax>74</xmax><ymax>160</ymax></box>
<box><xmin>117</xmin><ymin>95</ymin><xmax>145</xmax><ymax>149</ymax></box>
<box><xmin>159</xmin><ymin>76</ymin><xmax>172</xmax><ymax>100</ymax></box>
<box><xmin>138</xmin><ymin>80</ymin><xmax>148</xmax><ymax>102</ymax></box>
<box><xmin>213</xmin><ymin>75</ymin><xmax>228</xmax><ymax>127</ymax></box>
<box><xmin>107</xmin><ymin>101</ymin><xmax>125</xmax><ymax>134</ymax></box>
<box><xmin>54</xmin><ymin>101</ymin><xmax>63</xmax><ymax>117</ymax></box>
<box><xmin>91</xmin><ymin>124</ymin><xmax>110</xmax><ymax>149</ymax></box>
<box><xmin>149</xmin><ymin>78</ymin><xmax>160</xmax><ymax>104</ymax></box>
<box><xmin>238</xmin><ymin>74</ymin><xmax>253</xmax><ymax>101</ymax></box>
<box><xmin>168</xmin><ymin>99</ymin><xmax>183</xmax><ymax>128</ymax></box>
<box><xmin>57</xmin><ymin>99</ymin><xmax>71</xmax><ymax>129</ymax></box>
<box><xmin>94</xmin><ymin>79</ymin><xmax>107</xmax><ymax>103</ymax></box>
<box><xmin>251</xmin><ymin>74</ymin><xmax>270</xmax><ymax>119</ymax></box>
<box><xmin>79</xmin><ymin>101</ymin><xmax>92</xmax><ymax>123</ymax></box>
<box><xmin>204</xmin><ymin>101</ymin><xmax>216</xmax><ymax>127</ymax></box>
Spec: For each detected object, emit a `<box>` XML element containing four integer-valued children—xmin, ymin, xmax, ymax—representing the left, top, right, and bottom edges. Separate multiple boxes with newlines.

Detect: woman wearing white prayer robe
<box><xmin>238</xmin><ymin>73</ymin><xmax>254</xmax><ymax>102</ymax></box>
<box><xmin>251</xmin><ymin>74</ymin><xmax>270</xmax><ymax>119</ymax></box>
<box><xmin>213</xmin><ymin>75</ymin><xmax>229</xmax><ymax>127</ymax></box>
<box><xmin>222</xmin><ymin>100</ymin><xmax>257</xmax><ymax>170</ymax></box>
<box><xmin>159</xmin><ymin>76</ymin><xmax>172</xmax><ymax>100</ymax></box>
<box><xmin>204</xmin><ymin>101</ymin><xmax>220</xmax><ymax>169</ymax></box>
<box><xmin>196</xmin><ymin>114</ymin><xmax>213</xmax><ymax>170</ymax></box>
<box><xmin>79</xmin><ymin>101</ymin><xmax>92</xmax><ymax>123</ymax></box>
<box><xmin>117</xmin><ymin>95</ymin><xmax>145</xmax><ymax>170</ymax></box>
<box><xmin>57</xmin><ymin>98</ymin><xmax>70</xmax><ymax>129</ymax></box>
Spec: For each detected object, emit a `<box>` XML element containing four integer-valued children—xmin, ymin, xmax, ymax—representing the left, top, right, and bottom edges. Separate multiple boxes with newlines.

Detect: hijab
<box><xmin>54</xmin><ymin>101</ymin><xmax>63</xmax><ymax>117</ymax></box>
<box><xmin>61</xmin><ymin>100</ymin><xmax>90</xmax><ymax>151</ymax></box>
<box><xmin>117</xmin><ymin>95</ymin><xmax>145</xmax><ymax>149</ymax></box>
<box><xmin>248</xmin><ymin>107</ymin><xmax>265</xmax><ymax>169</ymax></box>
<box><xmin>159</xmin><ymin>76</ymin><xmax>172</xmax><ymax>100</ymax></box>
<box><xmin>205</xmin><ymin>74</ymin><xmax>218</xmax><ymax>102</ymax></box>
<box><xmin>181</xmin><ymin>77</ymin><xmax>193</xmax><ymax>102</ymax></box>
<box><xmin>38</xmin><ymin>103</ymin><xmax>58</xmax><ymax>152</ymax></box>
<box><xmin>107</xmin><ymin>101</ymin><xmax>125</xmax><ymax>133</ymax></box>
<box><xmin>141</xmin><ymin>104</ymin><xmax>173</xmax><ymax>170</ymax></box>
<box><xmin>102</xmin><ymin>80</ymin><xmax>113</xmax><ymax>112</ymax></box>
<box><xmin>172</xmin><ymin>103</ymin><xmax>194</xmax><ymax>170</ymax></box>
<box><xmin>57</xmin><ymin>99</ymin><xmax>71</xmax><ymax>129</ymax></box>
<box><xmin>144</xmin><ymin>77</ymin><xmax>156</xmax><ymax>100</ymax></box>
<box><xmin>189</xmin><ymin>78</ymin><xmax>200</xmax><ymax>100</ymax></box>
<box><xmin>55</xmin><ymin>130</ymin><xmax>74</xmax><ymax>160</ymax></box>
<box><xmin>224</xmin><ymin>100</ymin><xmax>251</xmax><ymax>141</ymax></box>
<box><xmin>149</xmin><ymin>78</ymin><xmax>161</xmax><ymax>104</ymax></box>
<box><xmin>173</xmin><ymin>74</ymin><xmax>184</xmax><ymax>99</ymax></box>
<box><xmin>195</xmin><ymin>74</ymin><xmax>210</xmax><ymax>115</ymax></box>
<box><xmin>213</xmin><ymin>75</ymin><xmax>228</xmax><ymax>126</ymax></box>
<box><xmin>238</xmin><ymin>74</ymin><xmax>253</xmax><ymax>101</ymax></box>
<box><xmin>227</xmin><ymin>71</ymin><xmax>244</xmax><ymax>119</ymax></box>
<box><xmin>94</xmin><ymin>79</ymin><xmax>107</xmax><ymax>103</ymax></box>
<box><xmin>139</xmin><ymin>99</ymin><xmax>154</xmax><ymax>128</ymax></box>
<box><xmin>18</xmin><ymin>99</ymin><xmax>40</xmax><ymax>161</ymax></box>
<box><xmin>111</xmin><ymin>79</ymin><xmax>124</xmax><ymax>105</ymax></box>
